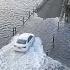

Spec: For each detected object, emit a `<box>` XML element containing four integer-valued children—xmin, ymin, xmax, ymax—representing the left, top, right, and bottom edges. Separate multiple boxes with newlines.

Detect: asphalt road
<box><xmin>36</xmin><ymin>0</ymin><xmax>70</xmax><ymax>68</ymax></box>
<box><xmin>49</xmin><ymin>23</ymin><xmax>70</xmax><ymax>67</ymax></box>
<box><xmin>37</xmin><ymin>0</ymin><xmax>63</xmax><ymax>18</ymax></box>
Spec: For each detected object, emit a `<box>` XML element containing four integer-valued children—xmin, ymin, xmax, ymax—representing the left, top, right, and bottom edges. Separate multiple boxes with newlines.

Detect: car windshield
<box><xmin>17</xmin><ymin>39</ymin><xmax>26</xmax><ymax>44</ymax></box>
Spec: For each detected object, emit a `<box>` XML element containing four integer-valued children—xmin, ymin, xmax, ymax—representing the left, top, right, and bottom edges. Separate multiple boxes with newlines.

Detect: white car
<box><xmin>14</xmin><ymin>33</ymin><xmax>35</xmax><ymax>52</ymax></box>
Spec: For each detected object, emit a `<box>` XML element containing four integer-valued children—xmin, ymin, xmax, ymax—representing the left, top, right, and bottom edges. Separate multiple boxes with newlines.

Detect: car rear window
<box><xmin>17</xmin><ymin>39</ymin><xmax>26</xmax><ymax>44</ymax></box>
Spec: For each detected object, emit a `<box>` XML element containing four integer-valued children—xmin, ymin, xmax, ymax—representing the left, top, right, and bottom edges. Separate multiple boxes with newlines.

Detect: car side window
<box><xmin>28</xmin><ymin>36</ymin><xmax>33</xmax><ymax>42</ymax></box>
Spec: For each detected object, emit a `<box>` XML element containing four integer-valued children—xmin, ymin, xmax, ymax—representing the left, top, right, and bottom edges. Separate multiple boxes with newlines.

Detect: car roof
<box><xmin>18</xmin><ymin>33</ymin><xmax>34</xmax><ymax>40</ymax></box>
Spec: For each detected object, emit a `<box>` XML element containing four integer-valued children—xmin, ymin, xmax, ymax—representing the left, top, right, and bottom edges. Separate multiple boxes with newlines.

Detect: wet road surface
<box><xmin>37</xmin><ymin>0</ymin><xmax>63</xmax><ymax>18</ymax></box>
